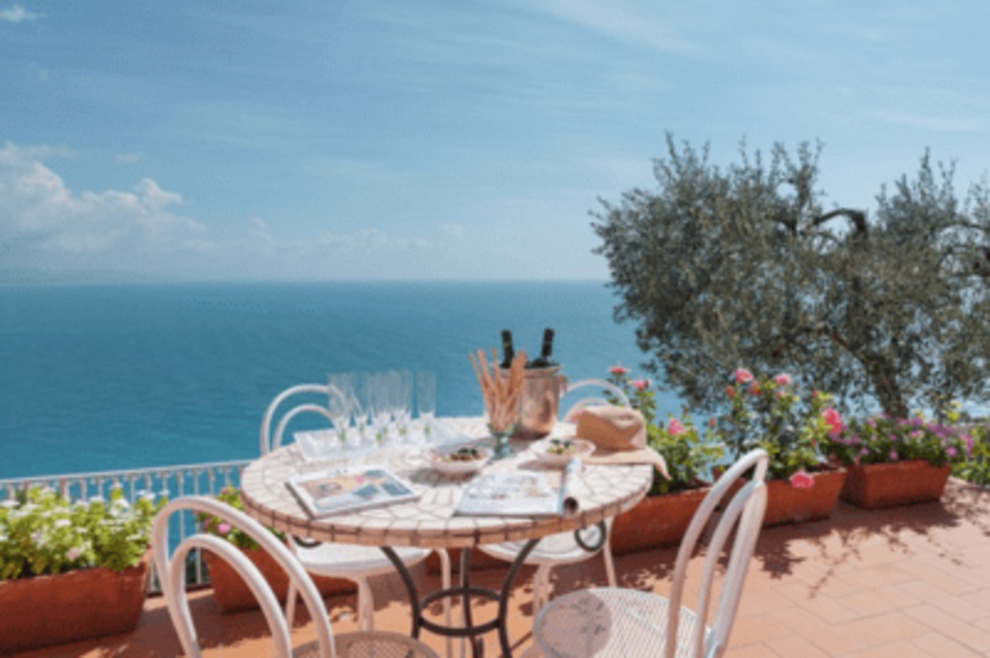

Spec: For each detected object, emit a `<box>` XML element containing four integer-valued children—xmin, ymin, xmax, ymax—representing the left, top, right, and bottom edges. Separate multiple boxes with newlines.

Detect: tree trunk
<box><xmin>866</xmin><ymin>358</ymin><xmax>908</xmax><ymax>419</ymax></box>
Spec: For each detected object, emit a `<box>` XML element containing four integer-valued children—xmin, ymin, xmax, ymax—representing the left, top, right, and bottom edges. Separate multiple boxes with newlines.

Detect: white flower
<box><xmin>88</xmin><ymin>496</ymin><xmax>105</xmax><ymax>505</ymax></box>
<box><xmin>31</xmin><ymin>530</ymin><xmax>46</xmax><ymax>546</ymax></box>
<box><xmin>66</xmin><ymin>547</ymin><xmax>82</xmax><ymax>561</ymax></box>
<box><xmin>1</xmin><ymin>500</ymin><xmax>17</xmax><ymax>509</ymax></box>
<box><xmin>54</xmin><ymin>518</ymin><xmax>71</xmax><ymax>529</ymax></box>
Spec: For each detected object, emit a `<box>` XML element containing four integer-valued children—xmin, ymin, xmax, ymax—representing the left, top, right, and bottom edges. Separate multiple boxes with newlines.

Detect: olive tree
<box><xmin>595</xmin><ymin>135</ymin><xmax>990</xmax><ymax>418</ymax></box>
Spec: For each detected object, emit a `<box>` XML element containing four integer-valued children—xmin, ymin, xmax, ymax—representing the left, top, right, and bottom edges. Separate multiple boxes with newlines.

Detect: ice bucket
<box><xmin>505</xmin><ymin>366</ymin><xmax>630</xmax><ymax>439</ymax></box>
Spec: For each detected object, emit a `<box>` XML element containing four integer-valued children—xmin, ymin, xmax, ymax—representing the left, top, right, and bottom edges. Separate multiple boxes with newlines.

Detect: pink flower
<box><xmin>822</xmin><ymin>407</ymin><xmax>844</xmax><ymax>436</ymax></box>
<box><xmin>66</xmin><ymin>547</ymin><xmax>82</xmax><ymax>561</ymax></box>
<box><xmin>947</xmin><ymin>446</ymin><xmax>958</xmax><ymax>458</ymax></box>
<box><xmin>774</xmin><ymin>389</ymin><xmax>786</xmax><ymax>399</ymax></box>
<box><xmin>889</xmin><ymin>450</ymin><xmax>899</xmax><ymax>461</ymax></box>
<box><xmin>734</xmin><ymin>368</ymin><xmax>754</xmax><ymax>384</ymax></box>
<box><xmin>774</xmin><ymin>373</ymin><xmax>792</xmax><ymax>387</ymax></box>
<box><xmin>789</xmin><ymin>470</ymin><xmax>815</xmax><ymax>489</ymax></box>
<box><xmin>609</xmin><ymin>364</ymin><xmax>629</xmax><ymax>377</ymax></box>
<box><xmin>217</xmin><ymin>522</ymin><xmax>231</xmax><ymax>536</ymax></box>
<box><xmin>631</xmin><ymin>379</ymin><xmax>651</xmax><ymax>391</ymax></box>
<box><xmin>667</xmin><ymin>418</ymin><xmax>686</xmax><ymax>436</ymax></box>
<box><xmin>725</xmin><ymin>385</ymin><xmax>736</xmax><ymax>398</ymax></box>
<box><xmin>748</xmin><ymin>381</ymin><xmax>762</xmax><ymax>396</ymax></box>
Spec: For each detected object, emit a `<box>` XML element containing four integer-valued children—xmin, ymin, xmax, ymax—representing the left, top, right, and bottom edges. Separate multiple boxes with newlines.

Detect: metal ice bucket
<box><xmin>507</xmin><ymin>366</ymin><xmax>630</xmax><ymax>439</ymax></box>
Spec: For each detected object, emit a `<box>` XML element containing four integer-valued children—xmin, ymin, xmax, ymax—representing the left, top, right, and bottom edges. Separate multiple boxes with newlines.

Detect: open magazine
<box><xmin>454</xmin><ymin>458</ymin><xmax>582</xmax><ymax>517</ymax></box>
<box><xmin>287</xmin><ymin>466</ymin><xmax>420</xmax><ymax>518</ymax></box>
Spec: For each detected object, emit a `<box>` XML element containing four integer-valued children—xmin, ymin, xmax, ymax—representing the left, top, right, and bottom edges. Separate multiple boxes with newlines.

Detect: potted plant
<box><xmin>0</xmin><ymin>485</ymin><xmax>164</xmax><ymax>654</ymax></box>
<box><xmin>713</xmin><ymin>369</ymin><xmax>847</xmax><ymax>526</ymax></box>
<box><xmin>198</xmin><ymin>487</ymin><xmax>355</xmax><ymax>613</ymax></box>
<box><xmin>604</xmin><ymin>365</ymin><xmax>725</xmax><ymax>554</ymax></box>
<box><xmin>826</xmin><ymin>413</ymin><xmax>969</xmax><ymax>508</ymax></box>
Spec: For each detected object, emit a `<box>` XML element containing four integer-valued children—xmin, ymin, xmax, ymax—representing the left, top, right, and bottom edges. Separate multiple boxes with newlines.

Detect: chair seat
<box><xmin>295</xmin><ymin>541</ymin><xmax>431</xmax><ymax>579</ymax></box>
<box><xmin>479</xmin><ymin>528</ymin><xmax>604</xmax><ymax>567</ymax></box>
<box><xmin>533</xmin><ymin>588</ymin><xmax>713</xmax><ymax>658</ymax></box>
<box><xmin>294</xmin><ymin>630</ymin><xmax>439</xmax><ymax>657</ymax></box>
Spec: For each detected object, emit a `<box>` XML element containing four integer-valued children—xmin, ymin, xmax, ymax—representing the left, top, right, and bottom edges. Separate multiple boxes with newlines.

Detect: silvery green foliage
<box><xmin>594</xmin><ymin>135</ymin><xmax>990</xmax><ymax>418</ymax></box>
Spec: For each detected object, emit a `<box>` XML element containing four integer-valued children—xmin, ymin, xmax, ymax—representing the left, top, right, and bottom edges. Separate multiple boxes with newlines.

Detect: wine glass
<box><xmin>327</xmin><ymin>375</ymin><xmax>350</xmax><ymax>450</ymax></box>
<box><xmin>395</xmin><ymin>369</ymin><xmax>413</xmax><ymax>441</ymax></box>
<box><xmin>416</xmin><ymin>372</ymin><xmax>436</xmax><ymax>441</ymax></box>
<box><xmin>369</xmin><ymin>373</ymin><xmax>392</xmax><ymax>447</ymax></box>
<box><xmin>351</xmin><ymin>372</ymin><xmax>372</xmax><ymax>448</ymax></box>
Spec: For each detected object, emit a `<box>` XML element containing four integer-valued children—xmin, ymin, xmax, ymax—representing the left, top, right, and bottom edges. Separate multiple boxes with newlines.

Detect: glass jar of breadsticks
<box><xmin>469</xmin><ymin>348</ymin><xmax>527</xmax><ymax>460</ymax></box>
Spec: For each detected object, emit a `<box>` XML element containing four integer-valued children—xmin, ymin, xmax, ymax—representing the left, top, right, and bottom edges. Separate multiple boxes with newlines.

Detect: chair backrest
<box><xmin>151</xmin><ymin>496</ymin><xmax>336</xmax><ymax>658</ymax></box>
<box><xmin>260</xmin><ymin>383</ymin><xmax>348</xmax><ymax>455</ymax></box>
<box><xmin>560</xmin><ymin>378</ymin><xmax>631</xmax><ymax>422</ymax></box>
<box><xmin>665</xmin><ymin>449</ymin><xmax>769</xmax><ymax>658</ymax></box>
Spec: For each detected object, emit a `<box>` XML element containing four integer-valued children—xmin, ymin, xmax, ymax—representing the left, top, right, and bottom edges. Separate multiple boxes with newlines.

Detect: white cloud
<box><xmin>870</xmin><ymin>111</ymin><xmax>987</xmax><ymax>133</ymax></box>
<box><xmin>0</xmin><ymin>4</ymin><xmax>37</xmax><ymax>23</ymax></box>
<box><xmin>0</xmin><ymin>143</ymin><xmax>202</xmax><ymax>263</ymax></box>
<box><xmin>115</xmin><ymin>152</ymin><xmax>142</xmax><ymax>164</ymax></box>
<box><xmin>528</xmin><ymin>0</ymin><xmax>697</xmax><ymax>54</ymax></box>
<box><xmin>438</xmin><ymin>222</ymin><xmax>465</xmax><ymax>240</ymax></box>
<box><xmin>0</xmin><ymin>142</ymin><xmax>581</xmax><ymax>281</ymax></box>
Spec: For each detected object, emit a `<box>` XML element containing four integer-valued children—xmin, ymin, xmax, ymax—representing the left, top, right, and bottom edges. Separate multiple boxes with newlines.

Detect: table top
<box><xmin>240</xmin><ymin>417</ymin><xmax>653</xmax><ymax>549</ymax></box>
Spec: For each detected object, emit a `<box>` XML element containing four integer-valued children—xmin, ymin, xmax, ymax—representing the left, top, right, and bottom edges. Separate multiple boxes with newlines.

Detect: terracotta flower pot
<box><xmin>0</xmin><ymin>552</ymin><xmax>150</xmax><ymax>654</ymax></box>
<box><xmin>840</xmin><ymin>460</ymin><xmax>951</xmax><ymax>509</ymax></box>
<box><xmin>761</xmin><ymin>465</ymin><xmax>846</xmax><ymax>526</ymax></box>
<box><xmin>204</xmin><ymin>546</ymin><xmax>356</xmax><ymax>614</ymax></box>
<box><xmin>610</xmin><ymin>486</ymin><xmax>710</xmax><ymax>555</ymax></box>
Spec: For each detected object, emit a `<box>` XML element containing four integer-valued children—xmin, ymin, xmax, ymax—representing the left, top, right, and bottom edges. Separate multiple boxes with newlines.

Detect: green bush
<box><xmin>0</xmin><ymin>485</ymin><xmax>165</xmax><ymax>580</ymax></box>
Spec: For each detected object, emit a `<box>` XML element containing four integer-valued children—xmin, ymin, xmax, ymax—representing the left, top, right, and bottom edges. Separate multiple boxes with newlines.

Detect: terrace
<box><xmin>6</xmin><ymin>477</ymin><xmax>990</xmax><ymax>657</ymax></box>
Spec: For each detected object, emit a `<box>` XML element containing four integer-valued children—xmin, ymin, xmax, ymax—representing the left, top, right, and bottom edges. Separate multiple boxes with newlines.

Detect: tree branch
<box><xmin>810</xmin><ymin>208</ymin><xmax>869</xmax><ymax>236</ymax></box>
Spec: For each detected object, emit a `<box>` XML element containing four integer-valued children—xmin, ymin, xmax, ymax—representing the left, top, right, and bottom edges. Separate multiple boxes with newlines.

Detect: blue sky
<box><xmin>1</xmin><ymin>0</ymin><xmax>988</xmax><ymax>282</ymax></box>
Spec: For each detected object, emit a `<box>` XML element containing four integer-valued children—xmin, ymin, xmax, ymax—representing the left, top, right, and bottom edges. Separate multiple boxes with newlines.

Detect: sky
<box><xmin>1</xmin><ymin>0</ymin><xmax>988</xmax><ymax>283</ymax></box>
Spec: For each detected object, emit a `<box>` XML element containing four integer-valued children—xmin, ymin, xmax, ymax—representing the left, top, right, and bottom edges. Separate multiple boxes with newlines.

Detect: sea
<box><xmin>0</xmin><ymin>281</ymin><xmax>683</xmax><ymax>479</ymax></box>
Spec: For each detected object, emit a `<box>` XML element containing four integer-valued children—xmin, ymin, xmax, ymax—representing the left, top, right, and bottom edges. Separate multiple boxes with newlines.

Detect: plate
<box><xmin>429</xmin><ymin>443</ymin><xmax>493</xmax><ymax>475</ymax></box>
<box><xmin>531</xmin><ymin>437</ymin><xmax>594</xmax><ymax>467</ymax></box>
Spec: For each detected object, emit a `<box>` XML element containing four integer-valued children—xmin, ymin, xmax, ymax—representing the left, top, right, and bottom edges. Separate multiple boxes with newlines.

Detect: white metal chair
<box><xmin>153</xmin><ymin>496</ymin><xmax>439</xmax><ymax>657</ymax></box>
<box><xmin>261</xmin><ymin>383</ymin><xmax>452</xmax><ymax>637</ymax></box>
<box><xmin>477</xmin><ymin>380</ymin><xmax>631</xmax><ymax>613</ymax></box>
<box><xmin>529</xmin><ymin>449</ymin><xmax>769</xmax><ymax>658</ymax></box>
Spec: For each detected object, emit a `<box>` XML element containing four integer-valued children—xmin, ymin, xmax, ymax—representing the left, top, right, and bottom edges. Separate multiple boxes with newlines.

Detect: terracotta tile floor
<box><xmin>14</xmin><ymin>479</ymin><xmax>990</xmax><ymax>657</ymax></box>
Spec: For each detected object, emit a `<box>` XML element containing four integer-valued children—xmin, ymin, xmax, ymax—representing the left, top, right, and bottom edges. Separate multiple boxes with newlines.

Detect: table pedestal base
<box><xmin>382</xmin><ymin>539</ymin><xmax>539</xmax><ymax>658</ymax></box>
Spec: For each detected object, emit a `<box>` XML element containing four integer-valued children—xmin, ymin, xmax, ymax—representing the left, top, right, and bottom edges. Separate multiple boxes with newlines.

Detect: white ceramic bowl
<box><xmin>429</xmin><ymin>443</ymin><xmax>492</xmax><ymax>475</ymax></box>
<box><xmin>531</xmin><ymin>437</ymin><xmax>595</xmax><ymax>467</ymax></box>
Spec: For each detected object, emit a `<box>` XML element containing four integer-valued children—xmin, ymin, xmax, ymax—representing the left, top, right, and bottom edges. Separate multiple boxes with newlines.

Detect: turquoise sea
<box><xmin>0</xmin><ymin>282</ymin><xmax>682</xmax><ymax>479</ymax></box>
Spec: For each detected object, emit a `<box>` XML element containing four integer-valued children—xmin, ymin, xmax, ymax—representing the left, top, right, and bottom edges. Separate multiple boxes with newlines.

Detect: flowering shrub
<box><xmin>0</xmin><ymin>485</ymin><xmax>165</xmax><ymax>581</ymax></box>
<box><xmin>826</xmin><ymin>414</ymin><xmax>970</xmax><ymax>468</ymax></box>
<box><xmin>716</xmin><ymin>370</ymin><xmax>836</xmax><ymax>483</ymax></box>
<box><xmin>953</xmin><ymin>424</ymin><xmax>990</xmax><ymax>485</ymax></box>
<box><xmin>197</xmin><ymin>486</ymin><xmax>284</xmax><ymax>550</ymax></box>
<box><xmin>607</xmin><ymin>366</ymin><xmax>724</xmax><ymax>495</ymax></box>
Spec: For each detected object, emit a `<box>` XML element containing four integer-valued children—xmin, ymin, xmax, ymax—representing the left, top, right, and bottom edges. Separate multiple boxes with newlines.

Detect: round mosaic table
<box><xmin>240</xmin><ymin>418</ymin><xmax>653</xmax><ymax>657</ymax></box>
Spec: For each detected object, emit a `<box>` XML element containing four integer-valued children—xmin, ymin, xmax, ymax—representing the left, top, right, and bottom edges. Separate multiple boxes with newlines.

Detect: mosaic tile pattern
<box><xmin>241</xmin><ymin>418</ymin><xmax>653</xmax><ymax>549</ymax></box>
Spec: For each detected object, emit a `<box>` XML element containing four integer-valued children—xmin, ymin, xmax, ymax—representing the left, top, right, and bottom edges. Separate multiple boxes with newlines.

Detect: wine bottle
<box><xmin>500</xmin><ymin>330</ymin><xmax>515</xmax><ymax>368</ymax></box>
<box><xmin>529</xmin><ymin>328</ymin><xmax>556</xmax><ymax>368</ymax></box>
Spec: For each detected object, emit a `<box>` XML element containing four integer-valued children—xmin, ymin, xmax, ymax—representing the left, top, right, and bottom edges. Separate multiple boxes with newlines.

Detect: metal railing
<box><xmin>0</xmin><ymin>459</ymin><xmax>251</xmax><ymax>593</ymax></box>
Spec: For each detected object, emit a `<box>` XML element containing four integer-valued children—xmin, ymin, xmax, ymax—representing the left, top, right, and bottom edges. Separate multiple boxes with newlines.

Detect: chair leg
<box><xmin>356</xmin><ymin>576</ymin><xmax>374</xmax><ymax>631</ymax></box>
<box><xmin>533</xmin><ymin>564</ymin><xmax>550</xmax><ymax>613</ymax></box>
<box><xmin>437</xmin><ymin>548</ymin><xmax>453</xmax><ymax>658</ymax></box>
<box><xmin>603</xmin><ymin>538</ymin><xmax>617</xmax><ymax>588</ymax></box>
<box><xmin>285</xmin><ymin>582</ymin><xmax>298</xmax><ymax>628</ymax></box>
